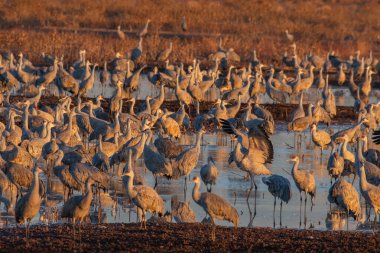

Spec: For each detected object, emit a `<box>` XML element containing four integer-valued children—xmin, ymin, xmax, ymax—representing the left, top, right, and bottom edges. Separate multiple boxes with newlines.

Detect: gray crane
<box><xmin>160</xmin><ymin>109</ymin><xmax>181</xmax><ymax>139</ymax></box>
<box><xmin>310</xmin><ymin>124</ymin><xmax>331</xmax><ymax>159</ymax></box>
<box><xmin>143</xmin><ymin>142</ymin><xmax>173</xmax><ymax>188</ymax></box>
<box><xmin>117</xmin><ymin>25</ymin><xmax>125</xmax><ymax>40</ymax></box>
<box><xmin>131</xmin><ymin>37</ymin><xmax>143</xmax><ymax>62</ymax></box>
<box><xmin>288</xmin><ymin>155</ymin><xmax>316</xmax><ymax>211</ymax></box>
<box><xmin>138</xmin><ymin>19</ymin><xmax>151</xmax><ymax>37</ymax></box>
<box><xmin>157</xmin><ymin>42</ymin><xmax>173</xmax><ymax>62</ymax></box>
<box><xmin>92</xmin><ymin>135</ymin><xmax>111</xmax><ymax>172</ymax></box>
<box><xmin>192</xmin><ymin>176</ymin><xmax>239</xmax><ymax>241</ymax></box>
<box><xmin>61</xmin><ymin>177</ymin><xmax>94</xmax><ymax>240</ymax></box>
<box><xmin>170</xmin><ymin>195</ymin><xmax>196</xmax><ymax>223</ymax></box>
<box><xmin>154</xmin><ymin>133</ymin><xmax>183</xmax><ymax>159</ymax></box>
<box><xmin>171</xmin><ymin>130</ymin><xmax>204</xmax><ymax>187</ymax></box>
<box><xmin>200</xmin><ymin>156</ymin><xmax>219</xmax><ymax>192</ymax></box>
<box><xmin>53</xmin><ymin>150</ymin><xmax>81</xmax><ymax>199</ymax></box>
<box><xmin>15</xmin><ymin>163</ymin><xmax>43</xmax><ymax>240</ymax></box>
<box><xmin>328</xmin><ymin>178</ymin><xmax>361</xmax><ymax>228</ymax></box>
<box><xmin>262</xmin><ymin>174</ymin><xmax>292</xmax><ymax>226</ymax></box>
<box><xmin>181</xmin><ymin>16</ymin><xmax>187</xmax><ymax>32</ymax></box>
<box><xmin>99</xmin><ymin>61</ymin><xmax>109</xmax><ymax>94</ymax></box>
<box><xmin>78</xmin><ymin>63</ymin><xmax>98</xmax><ymax>97</ymax></box>
<box><xmin>327</xmin><ymin>142</ymin><xmax>345</xmax><ymax>182</ymax></box>
<box><xmin>358</xmin><ymin>165</ymin><xmax>380</xmax><ymax>225</ymax></box>
<box><xmin>122</xmin><ymin>170</ymin><xmax>165</xmax><ymax>228</ymax></box>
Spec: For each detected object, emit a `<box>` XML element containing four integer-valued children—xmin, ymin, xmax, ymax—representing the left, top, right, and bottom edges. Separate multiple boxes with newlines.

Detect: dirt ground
<box><xmin>0</xmin><ymin>223</ymin><xmax>378</xmax><ymax>252</ymax></box>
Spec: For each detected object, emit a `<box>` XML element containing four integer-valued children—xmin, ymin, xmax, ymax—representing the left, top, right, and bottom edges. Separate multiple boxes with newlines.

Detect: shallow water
<box><xmin>0</xmin><ymin>124</ymin><xmax>376</xmax><ymax>231</ymax></box>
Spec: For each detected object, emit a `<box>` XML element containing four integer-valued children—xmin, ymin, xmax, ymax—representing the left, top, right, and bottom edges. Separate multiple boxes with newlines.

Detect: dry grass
<box><xmin>1</xmin><ymin>0</ymin><xmax>380</xmax><ymax>65</ymax></box>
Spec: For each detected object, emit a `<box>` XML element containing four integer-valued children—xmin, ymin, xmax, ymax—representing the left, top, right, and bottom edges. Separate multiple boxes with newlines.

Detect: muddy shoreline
<box><xmin>8</xmin><ymin>95</ymin><xmax>357</xmax><ymax>124</ymax></box>
<box><xmin>0</xmin><ymin>223</ymin><xmax>378</xmax><ymax>252</ymax></box>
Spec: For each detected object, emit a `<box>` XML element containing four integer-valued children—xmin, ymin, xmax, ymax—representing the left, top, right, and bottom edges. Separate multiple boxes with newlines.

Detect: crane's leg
<box><xmin>346</xmin><ymin>208</ymin><xmax>349</xmax><ymax>231</ymax></box>
<box><xmin>246</xmin><ymin>173</ymin><xmax>253</xmax><ymax>201</ymax></box>
<box><xmin>311</xmin><ymin>195</ymin><xmax>314</xmax><ymax>212</ymax></box>
<box><xmin>273</xmin><ymin>197</ymin><xmax>276</xmax><ymax>228</ymax></box>
<box><xmin>184</xmin><ymin>177</ymin><xmax>188</xmax><ymax>201</ymax></box>
<box><xmin>196</xmin><ymin>101</ymin><xmax>200</xmax><ymax>115</ymax></box>
<box><xmin>210</xmin><ymin>216</ymin><xmax>216</xmax><ymax>242</ymax></box>
<box><xmin>280</xmin><ymin>200</ymin><xmax>283</xmax><ymax>228</ymax></box>
<box><xmin>320</xmin><ymin>147</ymin><xmax>323</xmax><ymax>164</ymax></box>
<box><xmin>154</xmin><ymin>176</ymin><xmax>158</xmax><ymax>190</ymax></box>
<box><xmin>299</xmin><ymin>192</ymin><xmax>302</xmax><ymax>228</ymax></box>
<box><xmin>304</xmin><ymin>194</ymin><xmax>307</xmax><ymax>228</ymax></box>
<box><xmin>143</xmin><ymin>211</ymin><xmax>147</xmax><ymax>229</ymax></box>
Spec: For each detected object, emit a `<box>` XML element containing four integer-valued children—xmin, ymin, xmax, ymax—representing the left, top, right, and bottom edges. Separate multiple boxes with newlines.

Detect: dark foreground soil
<box><xmin>0</xmin><ymin>223</ymin><xmax>378</xmax><ymax>252</ymax></box>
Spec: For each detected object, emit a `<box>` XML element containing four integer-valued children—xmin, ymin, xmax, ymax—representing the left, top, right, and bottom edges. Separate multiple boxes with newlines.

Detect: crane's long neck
<box><xmin>146</xmin><ymin>98</ymin><xmax>151</xmax><ymax>113</ymax></box>
<box><xmin>129</xmin><ymin>100</ymin><xmax>135</xmax><ymax>115</ymax></box>
<box><xmin>192</xmin><ymin>181</ymin><xmax>201</xmax><ymax>203</ymax></box>
<box><xmin>23</xmin><ymin>105</ymin><xmax>29</xmax><ymax>130</ymax></box>
<box><xmin>195</xmin><ymin>132</ymin><xmax>203</xmax><ymax>150</ymax></box>
<box><xmin>30</xmin><ymin>168</ymin><xmax>40</xmax><ymax>200</ymax></box>
<box><xmin>291</xmin><ymin>160</ymin><xmax>299</xmax><ymax>175</ymax></box>
<box><xmin>98</xmin><ymin>137</ymin><xmax>103</xmax><ymax>152</ymax></box>
<box><xmin>82</xmin><ymin>181</ymin><xmax>93</xmax><ymax>208</ymax></box>
<box><xmin>362</xmin><ymin>137</ymin><xmax>368</xmax><ymax>153</ymax></box>
<box><xmin>124</xmin><ymin>175</ymin><xmax>138</xmax><ymax>199</ymax></box>
<box><xmin>159</xmin><ymin>85</ymin><xmax>165</xmax><ymax>101</ymax></box>
<box><xmin>359</xmin><ymin>168</ymin><xmax>368</xmax><ymax>192</ymax></box>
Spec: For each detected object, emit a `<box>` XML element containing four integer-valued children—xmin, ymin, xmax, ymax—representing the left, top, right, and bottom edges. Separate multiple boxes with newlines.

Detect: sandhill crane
<box><xmin>360</xmin><ymin>66</ymin><xmax>375</xmax><ymax>97</ymax></box>
<box><xmin>288</xmin><ymin>104</ymin><xmax>313</xmax><ymax>148</ymax></box>
<box><xmin>266</xmin><ymin>72</ymin><xmax>287</xmax><ymax>103</ymax></box>
<box><xmin>154</xmin><ymin>133</ymin><xmax>183</xmax><ymax>159</ymax></box>
<box><xmin>356</xmin><ymin>136</ymin><xmax>380</xmax><ymax>186</ymax></box>
<box><xmin>314</xmin><ymin>68</ymin><xmax>325</xmax><ymax>90</ymax></box>
<box><xmin>143</xmin><ymin>142</ymin><xmax>173</xmax><ymax>188</ymax></box>
<box><xmin>288</xmin><ymin>155</ymin><xmax>316</xmax><ymax>210</ymax></box>
<box><xmin>328</xmin><ymin>178</ymin><xmax>361</xmax><ymax>226</ymax></box>
<box><xmin>170</xmin><ymin>195</ymin><xmax>196</xmax><ymax>223</ymax></box>
<box><xmin>358</xmin><ymin>165</ymin><xmax>380</xmax><ymax>224</ymax></box>
<box><xmin>56</xmin><ymin>62</ymin><xmax>79</xmax><ymax>96</ymax></box>
<box><xmin>35</xmin><ymin>58</ymin><xmax>58</xmax><ymax>88</ymax></box>
<box><xmin>26</xmin><ymin>121</ymin><xmax>55</xmax><ymax>158</ymax></box>
<box><xmin>122</xmin><ymin>170</ymin><xmax>165</xmax><ymax>228</ymax></box>
<box><xmin>175</xmin><ymin>74</ymin><xmax>193</xmax><ymax>112</ymax></box>
<box><xmin>285</xmin><ymin>29</ymin><xmax>294</xmax><ymax>42</ymax></box>
<box><xmin>149</xmin><ymin>84</ymin><xmax>165</xmax><ymax>114</ymax></box>
<box><xmin>124</xmin><ymin>64</ymin><xmax>146</xmax><ymax>91</ymax></box>
<box><xmin>200</xmin><ymin>156</ymin><xmax>219</xmax><ymax>192</ymax></box>
<box><xmin>229</xmin><ymin>122</ymin><xmax>273</xmax><ymax>206</ymax></box>
<box><xmin>160</xmin><ymin>109</ymin><xmax>181</xmax><ymax>139</ymax></box>
<box><xmin>361</xmin><ymin>134</ymin><xmax>380</xmax><ymax>167</ymax></box>
<box><xmin>171</xmin><ymin>130</ymin><xmax>204</xmax><ymax>189</ymax></box>
<box><xmin>181</xmin><ymin>16</ymin><xmax>187</xmax><ymax>32</ymax></box>
<box><xmin>327</xmin><ymin>142</ymin><xmax>345</xmax><ymax>182</ymax></box>
<box><xmin>310</xmin><ymin>124</ymin><xmax>331</xmax><ymax>158</ymax></box>
<box><xmin>138</xmin><ymin>19</ymin><xmax>151</xmax><ymax>37</ymax></box>
<box><xmin>131</xmin><ymin>36</ymin><xmax>143</xmax><ymax>62</ymax></box>
<box><xmin>92</xmin><ymin>135</ymin><xmax>111</xmax><ymax>172</ymax></box>
<box><xmin>117</xmin><ymin>25</ymin><xmax>125</xmax><ymax>40</ymax></box>
<box><xmin>290</xmin><ymin>92</ymin><xmax>305</xmax><ymax>121</ymax></box>
<box><xmin>61</xmin><ymin>177</ymin><xmax>94</xmax><ymax>239</ymax></box>
<box><xmin>157</xmin><ymin>42</ymin><xmax>173</xmax><ymax>62</ymax></box>
<box><xmin>192</xmin><ymin>176</ymin><xmax>239</xmax><ymax>241</ymax></box>
<box><xmin>262</xmin><ymin>174</ymin><xmax>292</xmax><ymax>226</ymax></box>
<box><xmin>15</xmin><ymin>163</ymin><xmax>43</xmax><ymax>240</ymax></box>
<box><xmin>293</xmin><ymin>66</ymin><xmax>315</xmax><ymax>94</ymax></box>
<box><xmin>53</xmin><ymin>150</ymin><xmax>81</xmax><ymax>199</ymax></box>
<box><xmin>99</xmin><ymin>61</ymin><xmax>109</xmax><ymax>93</ymax></box>
<box><xmin>78</xmin><ymin>63</ymin><xmax>98</xmax><ymax>97</ymax></box>
<box><xmin>332</xmin><ymin>118</ymin><xmax>367</xmax><ymax>143</ymax></box>
<box><xmin>337</xmin><ymin>64</ymin><xmax>346</xmax><ymax>85</ymax></box>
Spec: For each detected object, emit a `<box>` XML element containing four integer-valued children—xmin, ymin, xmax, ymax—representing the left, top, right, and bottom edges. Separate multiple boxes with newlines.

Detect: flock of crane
<box><xmin>0</xmin><ymin>19</ymin><xmax>380</xmax><ymax>243</ymax></box>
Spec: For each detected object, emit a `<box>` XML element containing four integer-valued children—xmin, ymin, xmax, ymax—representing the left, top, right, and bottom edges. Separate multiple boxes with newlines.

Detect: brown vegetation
<box><xmin>0</xmin><ymin>0</ymin><xmax>380</xmax><ymax>65</ymax></box>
